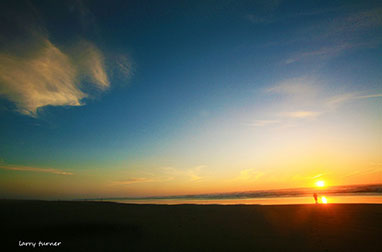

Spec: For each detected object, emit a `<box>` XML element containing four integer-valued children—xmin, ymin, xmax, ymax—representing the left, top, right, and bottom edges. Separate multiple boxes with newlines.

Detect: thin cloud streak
<box><xmin>282</xmin><ymin>110</ymin><xmax>321</xmax><ymax>119</ymax></box>
<box><xmin>247</xmin><ymin>120</ymin><xmax>280</xmax><ymax>127</ymax></box>
<box><xmin>284</xmin><ymin>8</ymin><xmax>382</xmax><ymax>64</ymax></box>
<box><xmin>312</xmin><ymin>173</ymin><xmax>325</xmax><ymax>179</ymax></box>
<box><xmin>111</xmin><ymin>174</ymin><xmax>175</xmax><ymax>186</ymax></box>
<box><xmin>284</xmin><ymin>44</ymin><xmax>353</xmax><ymax>64</ymax></box>
<box><xmin>245</xmin><ymin>14</ymin><xmax>275</xmax><ymax>24</ymax></box>
<box><xmin>72</xmin><ymin>40</ymin><xmax>110</xmax><ymax>89</ymax></box>
<box><xmin>326</xmin><ymin>92</ymin><xmax>382</xmax><ymax>108</ymax></box>
<box><xmin>187</xmin><ymin>165</ymin><xmax>206</xmax><ymax>182</ymax></box>
<box><xmin>0</xmin><ymin>164</ymin><xmax>73</xmax><ymax>175</ymax></box>
<box><xmin>252</xmin><ymin>76</ymin><xmax>381</xmax><ymax>127</ymax></box>
<box><xmin>112</xmin><ymin>177</ymin><xmax>154</xmax><ymax>185</ymax></box>
<box><xmin>357</xmin><ymin>94</ymin><xmax>382</xmax><ymax>99</ymax></box>
<box><xmin>161</xmin><ymin>165</ymin><xmax>206</xmax><ymax>182</ymax></box>
<box><xmin>266</xmin><ymin>76</ymin><xmax>319</xmax><ymax>97</ymax></box>
<box><xmin>111</xmin><ymin>166</ymin><xmax>208</xmax><ymax>187</ymax></box>
<box><xmin>235</xmin><ymin>168</ymin><xmax>264</xmax><ymax>181</ymax></box>
<box><xmin>345</xmin><ymin>167</ymin><xmax>382</xmax><ymax>178</ymax></box>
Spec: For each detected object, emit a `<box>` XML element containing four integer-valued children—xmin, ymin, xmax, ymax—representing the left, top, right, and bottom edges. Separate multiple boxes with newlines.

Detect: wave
<box><xmin>95</xmin><ymin>183</ymin><xmax>382</xmax><ymax>201</ymax></box>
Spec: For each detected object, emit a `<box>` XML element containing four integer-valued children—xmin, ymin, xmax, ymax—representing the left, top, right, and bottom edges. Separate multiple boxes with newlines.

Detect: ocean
<box><xmin>93</xmin><ymin>184</ymin><xmax>382</xmax><ymax>205</ymax></box>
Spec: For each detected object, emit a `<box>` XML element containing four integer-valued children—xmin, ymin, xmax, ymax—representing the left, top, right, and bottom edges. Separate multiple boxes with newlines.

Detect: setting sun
<box><xmin>321</xmin><ymin>196</ymin><xmax>328</xmax><ymax>204</ymax></box>
<box><xmin>316</xmin><ymin>181</ymin><xmax>325</xmax><ymax>187</ymax></box>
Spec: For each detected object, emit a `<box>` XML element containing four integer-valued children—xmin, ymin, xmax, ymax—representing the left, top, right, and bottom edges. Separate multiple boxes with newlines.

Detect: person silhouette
<box><xmin>313</xmin><ymin>193</ymin><xmax>318</xmax><ymax>204</ymax></box>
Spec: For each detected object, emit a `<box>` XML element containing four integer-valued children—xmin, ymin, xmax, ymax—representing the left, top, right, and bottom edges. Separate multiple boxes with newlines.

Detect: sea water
<box><xmin>105</xmin><ymin>193</ymin><xmax>382</xmax><ymax>205</ymax></box>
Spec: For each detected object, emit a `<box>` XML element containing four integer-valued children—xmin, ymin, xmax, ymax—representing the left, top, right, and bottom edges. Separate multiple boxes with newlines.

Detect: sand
<box><xmin>1</xmin><ymin>200</ymin><xmax>381</xmax><ymax>251</ymax></box>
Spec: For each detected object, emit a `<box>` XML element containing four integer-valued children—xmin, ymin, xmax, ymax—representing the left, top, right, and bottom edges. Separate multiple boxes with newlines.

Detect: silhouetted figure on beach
<box><xmin>313</xmin><ymin>193</ymin><xmax>318</xmax><ymax>204</ymax></box>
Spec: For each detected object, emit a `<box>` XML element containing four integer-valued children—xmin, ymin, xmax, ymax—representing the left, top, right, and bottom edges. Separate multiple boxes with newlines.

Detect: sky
<box><xmin>0</xmin><ymin>0</ymin><xmax>381</xmax><ymax>199</ymax></box>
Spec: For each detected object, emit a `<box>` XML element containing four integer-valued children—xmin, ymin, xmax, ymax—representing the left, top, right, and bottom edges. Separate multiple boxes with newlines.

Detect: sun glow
<box><xmin>321</xmin><ymin>196</ymin><xmax>328</xmax><ymax>204</ymax></box>
<box><xmin>315</xmin><ymin>180</ymin><xmax>325</xmax><ymax>187</ymax></box>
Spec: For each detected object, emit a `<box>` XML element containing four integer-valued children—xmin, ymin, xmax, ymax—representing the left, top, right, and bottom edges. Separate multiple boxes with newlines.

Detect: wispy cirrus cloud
<box><xmin>245</xmin><ymin>14</ymin><xmax>276</xmax><ymax>24</ymax></box>
<box><xmin>325</xmin><ymin>8</ymin><xmax>382</xmax><ymax>37</ymax></box>
<box><xmin>0</xmin><ymin>36</ymin><xmax>109</xmax><ymax>116</ymax></box>
<box><xmin>186</xmin><ymin>165</ymin><xmax>206</xmax><ymax>182</ymax></box>
<box><xmin>284</xmin><ymin>44</ymin><xmax>353</xmax><ymax>64</ymax></box>
<box><xmin>251</xmin><ymin>76</ymin><xmax>381</xmax><ymax>127</ymax></box>
<box><xmin>112</xmin><ymin>177</ymin><xmax>154</xmax><ymax>185</ymax></box>
<box><xmin>247</xmin><ymin>120</ymin><xmax>280</xmax><ymax>127</ymax></box>
<box><xmin>68</xmin><ymin>0</ymin><xmax>97</xmax><ymax>33</ymax></box>
<box><xmin>161</xmin><ymin>165</ymin><xmax>206</xmax><ymax>182</ymax></box>
<box><xmin>111</xmin><ymin>165</ymin><xmax>207</xmax><ymax>186</ymax></box>
<box><xmin>345</xmin><ymin>165</ymin><xmax>382</xmax><ymax>178</ymax></box>
<box><xmin>244</xmin><ymin>0</ymin><xmax>282</xmax><ymax>23</ymax></box>
<box><xmin>357</xmin><ymin>94</ymin><xmax>382</xmax><ymax>99</ymax></box>
<box><xmin>266</xmin><ymin>76</ymin><xmax>319</xmax><ymax>98</ymax></box>
<box><xmin>312</xmin><ymin>173</ymin><xmax>326</xmax><ymax>179</ymax></box>
<box><xmin>284</xmin><ymin>8</ymin><xmax>382</xmax><ymax>64</ymax></box>
<box><xmin>0</xmin><ymin>1</ymin><xmax>132</xmax><ymax>117</ymax></box>
<box><xmin>326</xmin><ymin>92</ymin><xmax>382</xmax><ymax>108</ymax></box>
<box><xmin>291</xmin><ymin>172</ymin><xmax>329</xmax><ymax>182</ymax></box>
<box><xmin>0</xmin><ymin>164</ymin><xmax>73</xmax><ymax>175</ymax></box>
<box><xmin>235</xmin><ymin>168</ymin><xmax>264</xmax><ymax>181</ymax></box>
<box><xmin>282</xmin><ymin>110</ymin><xmax>321</xmax><ymax>119</ymax></box>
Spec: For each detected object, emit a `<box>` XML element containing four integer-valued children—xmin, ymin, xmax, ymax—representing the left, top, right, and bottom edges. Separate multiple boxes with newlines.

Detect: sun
<box><xmin>321</xmin><ymin>196</ymin><xmax>328</xmax><ymax>204</ymax></box>
<box><xmin>315</xmin><ymin>180</ymin><xmax>325</xmax><ymax>187</ymax></box>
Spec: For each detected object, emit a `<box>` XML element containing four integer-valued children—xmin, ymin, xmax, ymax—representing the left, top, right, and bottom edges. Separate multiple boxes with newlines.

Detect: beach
<box><xmin>1</xmin><ymin>200</ymin><xmax>381</xmax><ymax>251</ymax></box>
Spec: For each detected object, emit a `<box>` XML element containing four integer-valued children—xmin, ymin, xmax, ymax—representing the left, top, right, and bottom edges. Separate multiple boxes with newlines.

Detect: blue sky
<box><xmin>0</xmin><ymin>0</ymin><xmax>381</xmax><ymax>198</ymax></box>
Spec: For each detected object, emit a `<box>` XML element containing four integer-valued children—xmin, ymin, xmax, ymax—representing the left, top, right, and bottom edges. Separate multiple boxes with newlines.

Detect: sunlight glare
<box><xmin>321</xmin><ymin>196</ymin><xmax>328</xmax><ymax>204</ymax></box>
<box><xmin>315</xmin><ymin>180</ymin><xmax>325</xmax><ymax>187</ymax></box>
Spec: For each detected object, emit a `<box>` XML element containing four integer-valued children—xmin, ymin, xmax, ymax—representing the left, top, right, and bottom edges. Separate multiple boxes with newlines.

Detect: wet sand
<box><xmin>1</xmin><ymin>200</ymin><xmax>381</xmax><ymax>251</ymax></box>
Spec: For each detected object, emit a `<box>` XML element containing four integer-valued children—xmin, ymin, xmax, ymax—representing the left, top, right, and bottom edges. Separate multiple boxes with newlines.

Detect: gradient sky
<box><xmin>0</xmin><ymin>0</ymin><xmax>381</xmax><ymax>199</ymax></box>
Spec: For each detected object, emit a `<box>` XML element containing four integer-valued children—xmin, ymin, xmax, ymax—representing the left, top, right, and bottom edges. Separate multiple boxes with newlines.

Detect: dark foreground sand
<box><xmin>1</xmin><ymin>200</ymin><xmax>381</xmax><ymax>251</ymax></box>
